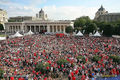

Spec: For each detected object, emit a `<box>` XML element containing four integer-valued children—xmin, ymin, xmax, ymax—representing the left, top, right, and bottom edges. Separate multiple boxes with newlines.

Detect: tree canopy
<box><xmin>0</xmin><ymin>24</ymin><xmax>4</xmax><ymax>30</ymax></box>
<box><xmin>65</xmin><ymin>26</ymin><xmax>74</xmax><ymax>33</ymax></box>
<box><xmin>74</xmin><ymin>16</ymin><xmax>92</xmax><ymax>28</ymax></box>
<box><xmin>74</xmin><ymin>16</ymin><xmax>120</xmax><ymax>36</ymax></box>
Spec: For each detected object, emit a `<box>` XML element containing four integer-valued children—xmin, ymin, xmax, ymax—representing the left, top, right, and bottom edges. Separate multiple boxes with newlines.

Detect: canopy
<box><xmin>11</xmin><ymin>31</ymin><xmax>23</xmax><ymax>37</ymax></box>
<box><xmin>75</xmin><ymin>31</ymin><xmax>83</xmax><ymax>36</ymax></box>
<box><xmin>24</xmin><ymin>30</ymin><xmax>34</xmax><ymax>35</ymax></box>
<box><xmin>0</xmin><ymin>37</ymin><xmax>6</xmax><ymax>40</ymax></box>
<box><xmin>93</xmin><ymin>31</ymin><xmax>101</xmax><ymax>37</ymax></box>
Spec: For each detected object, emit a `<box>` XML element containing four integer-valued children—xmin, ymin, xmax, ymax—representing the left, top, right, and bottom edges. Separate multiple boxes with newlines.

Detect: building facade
<box><xmin>0</xmin><ymin>9</ymin><xmax>8</xmax><ymax>24</ymax></box>
<box><xmin>5</xmin><ymin>9</ymin><xmax>74</xmax><ymax>34</ymax></box>
<box><xmin>8</xmin><ymin>16</ymin><xmax>36</xmax><ymax>22</ymax></box>
<box><xmin>94</xmin><ymin>5</ymin><xmax>120</xmax><ymax>22</ymax></box>
<box><xmin>5</xmin><ymin>20</ymin><xmax>74</xmax><ymax>34</ymax></box>
<box><xmin>36</xmin><ymin>9</ymin><xmax>48</xmax><ymax>20</ymax></box>
<box><xmin>8</xmin><ymin>9</ymin><xmax>48</xmax><ymax>22</ymax></box>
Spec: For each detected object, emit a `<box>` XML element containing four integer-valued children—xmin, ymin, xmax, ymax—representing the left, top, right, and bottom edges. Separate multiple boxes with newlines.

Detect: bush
<box><xmin>57</xmin><ymin>59</ymin><xmax>69</xmax><ymax>66</ymax></box>
<box><xmin>77</xmin><ymin>56</ymin><xmax>86</xmax><ymax>64</ymax></box>
<box><xmin>65</xmin><ymin>26</ymin><xmax>74</xmax><ymax>33</ymax></box>
<box><xmin>0</xmin><ymin>24</ymin><xmax>4</xmax><ymax>30</ymax></box>
<box><xmin>92</xmin><ymin>56</ymin><xmax>101</xmax><ymax>62</ymax></box>
<box><xmin>0</xmin><ymin>68</ymin><xmax>4</xmax><ymax>79</ymax></box>
<box><xmin>35</xmin><ymin>63</ymin><xmax>50</xmax><ymax>74</ymax></box>
<box><xmin>109</xmin><ymin>55</ymin><xmax>120</xmax><ymax>64</ymax></box>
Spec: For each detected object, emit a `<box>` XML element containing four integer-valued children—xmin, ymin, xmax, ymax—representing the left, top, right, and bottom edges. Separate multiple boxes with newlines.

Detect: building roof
<box><xmin>39</xmin><ymin>9</ymin><xmax>44</xmax><ymax>13</ymax></box>
<box><xmin>0</xmin><ymin>8</ymin><xmax>3</xmax><ymax>11</ymax></box>
<box><xmin>98</xmin><ymin>5</ymin><xmax>105</xmax><ymax>11</ymax></box>
<box><xmin>101</xmin><ymin>13</ymin><xmax>120</xmax><ymax>16</ymax></box>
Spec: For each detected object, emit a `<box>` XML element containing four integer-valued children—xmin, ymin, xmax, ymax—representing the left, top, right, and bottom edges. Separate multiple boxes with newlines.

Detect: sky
<box><xmin>0</xmin><ymin>0</ymin><xmax>120</xmax><ymax>20</ymax></box>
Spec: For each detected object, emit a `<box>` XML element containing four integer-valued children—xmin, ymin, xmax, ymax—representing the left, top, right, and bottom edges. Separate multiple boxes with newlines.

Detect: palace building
<box><xmin>94</xmin><ymin>5</ymin><xmax>120</xmax><ymax>22</ymax></box>
<box><xmin>0</xmin><ymin>9</ymin><xmax>8</xmax><ymax>24</ymax></box>
<box><xmin>5</xmin><ymin>9</ymin><xmax>74</xmax><ymax>34</ymax></box>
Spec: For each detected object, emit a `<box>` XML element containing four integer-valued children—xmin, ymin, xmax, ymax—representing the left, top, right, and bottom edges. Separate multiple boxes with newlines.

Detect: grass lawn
<box><xmin>0</xmin><ymin>34</ymin><xmax>6</xmax><ymax>37</ymax></box>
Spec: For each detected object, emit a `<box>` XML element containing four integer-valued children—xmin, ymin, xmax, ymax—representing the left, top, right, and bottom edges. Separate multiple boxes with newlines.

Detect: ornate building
<box><xmin>0</xmin><ymin>9</ymin><xmax>8</xmax><ymax>24</ymax></box>
<box><xmin>9</xmin><ymin>16</ymin><xmax>36</xmax><ymax>22</ymax></box>
<box><xmin>94</xmin><ymin>5</ymin><xmax>120</xmax><ymax>22</ymax></box>
<box><xmin>5</xmin><ymin>9</ymin><xmax>74</xmax><ymax>34</ymax></box>
<box><xmin>36</xmin><ymin>9</ymin><xmax>48</xmax><ymax>20</ymax></box>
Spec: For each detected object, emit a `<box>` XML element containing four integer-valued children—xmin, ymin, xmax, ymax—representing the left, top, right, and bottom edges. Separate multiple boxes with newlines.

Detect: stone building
<box><xmin>36</xmin><ymin>9</ymin><xmax>48</xmax><ymax>20</ymax></box>
<box><xmin>8</xmin><ymin>16</ymin><xmax>36</xmax><ymax>22</ymax></box>
<box><xmin>5</xmin><ymin>9</ymin><xmax>74</xmax><ymax>34</ymax></box>
<box><xmin>0</xmin><ymin>9</ymin><xmax>8</xmax><ymax>24</ymax></box>
<box><xmin>8</xmin><ymin>9</ymin><xmax>48</xmax><ymax>22</ymax></box>
<box><xmin>94</xmin><ymin>5</ymin><xmax>120</xmax><ymax>22</ymax></box>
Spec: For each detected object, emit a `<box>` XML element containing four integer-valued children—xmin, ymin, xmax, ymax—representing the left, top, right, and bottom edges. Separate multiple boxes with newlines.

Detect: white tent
<box><xmin>0</xmin><ymin>37</ymin><xmax>6</xmax><ymax>40</ymax></box>
<box><xmin>93</xmin><ymin>31</ymin><xmax>101</xmax><ymax>37</ymax></box>
<box><xmin>24</xmin><ymin>30</ymin><xmax>34</xmax><ymax>35</ymax></box>
<box><xmin>75</xmin><ymin>31</ymin><xmax>83</xmax><ymax>36</ymax></box>
<box><xmin>11</xmin><ymin>31</ymin><xmax>23</xmax><ymax>37</ymax></box>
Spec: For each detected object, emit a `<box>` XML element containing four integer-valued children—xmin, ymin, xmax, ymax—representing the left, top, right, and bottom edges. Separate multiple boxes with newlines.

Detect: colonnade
<box><xmin>8</xmin><ymin>24</ymin><xmax>67</xmax><ymax>33</ymax></box>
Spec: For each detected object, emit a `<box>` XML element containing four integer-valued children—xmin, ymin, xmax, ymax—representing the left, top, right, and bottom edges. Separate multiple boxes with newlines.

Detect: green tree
<box><xmin>35</xmin><ymin>63</ymin><xmax>50</xmax><ymax>74</ymax></box>
<box><xmin>57</xmin><ymin>59</ymin><xmax>69</xmax><ymax>66</ymax></box>
<box><xmin>103</xmin><ymin>24</ymin><xmax>114</xmax><ymax>37</ymax></box>
<box><xmin>65</xmin><ymin>26</ymin><xmax>74</xmax><ymax>33</ymax></box>
<box><xmin>84</xmin><ymin>23</ymin><xmax>97</xmax><ymax>34</ymax></box>
<box><xmin>92</xmin><ymin>56</ymin><xmax>102</xmax><ymax>62</ymax></box>
<box><xmin>109</xmin><ymin>55</ymin><xmax>120</xmax><ymax>64</ymax></box>
<box><xmin>0</xmin><ymin>68</ymin><xmax>4</xmax><ymax>79</ymax></box>
<box><xmin>94</xmin><ymin>21</ymin><xmax>106</xmax><ymax>32</ymax></box>
<box><xmin>74</xmin><ymin>16</ymin><xmax>92</xmax><ymax>28</ymax></box>
<box><xmin>114</xmin><ymin>23</ymin><xmax>120</xmax><ymax>35</ymax></box>
<box><xmin>0</xmin><ymin>24</ymin><xmax>4</xmax><ymax>30</ymax></box>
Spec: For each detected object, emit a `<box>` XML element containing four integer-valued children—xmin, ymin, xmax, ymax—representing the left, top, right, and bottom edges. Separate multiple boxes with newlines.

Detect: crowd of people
<box><xmin>0</xmin><ymin>34</ymin><xmax>120</xmax><ymax>80</ymax></box>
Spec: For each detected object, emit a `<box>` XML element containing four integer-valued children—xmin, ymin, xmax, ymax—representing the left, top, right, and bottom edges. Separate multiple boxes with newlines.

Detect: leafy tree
<box><xmin>35</xmin><ymin>63</ymin><xmax>50</xmax><ymax>74</ymax></box>
<box><xmin>77</xmin><ymin>56</ymin><xmax>86</xmax><ymax>64</ymax></box>
<box><xmin>0</xmin><ymin>68</ymin><xmax>4</xmax><ymax>79</ymax></box>
<box><xmin>57</xmin><ymin>59</ymin><xmax>69</xmax><ymax>66</ymax></box>
<box><xmin>74</xmin><ymin>16</ymin><xmax>92</xmax><ymax>28</ymax></box>
<box><xmin>0</xmin><ymin>24</ymin><xmax>4</xmax><ymax>30</ymax></box>
<box><xmin>92</xmin><ymin>56</ymin><xmax>101</xmax><ymax>62</ymax></box>
<box><xmin>103</xmin><ymin>24</ymin><xmax>114</xmax><ymax>37</ymax></box>
<box><xmin>94</xmin><ymin>21</ymin><xmax>106</xmax><ymax>32</ymax></box>
<box><xmin>84</xmin><ymin>23</ymin><xmax>97</xmax><ymax>34</ymax></box>
<box><xmin>65</xmin><ymin>26</ymin><xmax>74</xmax><ymax>33</ymax></box>
<box><xmin>109</xmin><ymin>55</ymin><xmax>120</xmax><ymax>64</ymax></box>
<box><xmin>114</xmin><ymin>23</ymin><xmax>120</xmax><ymax>35</ymax></box>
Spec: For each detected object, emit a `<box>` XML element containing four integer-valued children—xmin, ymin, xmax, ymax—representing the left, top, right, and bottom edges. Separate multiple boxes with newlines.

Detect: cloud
<box><xmin>43</xmin><ymin>5</ymin><xmax>98</xmax><ymax>20</ymax></box>
<box><xmin>0</xmin><ymin>0</ymin><xmax>98</xmax><ymax>20</ymax></box>
<box><xmin>7</xmin><ymin>5</ymin><xmax>97</xmax><ymax>20</ymax></box>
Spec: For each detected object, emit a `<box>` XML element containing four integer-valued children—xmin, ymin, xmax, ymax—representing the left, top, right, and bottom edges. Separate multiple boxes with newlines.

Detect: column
<box><xmin>52</xmin><ymin>26</ymin><xmax>54</xmax><ymax>33</ymax></box>
<box><xmin>60</xmin><ymin>26</ymin><xmax>62</xmax><ymax>32</ymax></box>
<box><xmin>63</xmin><ymin>26</ymin><xmax>66</xmax><ymax>33</ymax></box>
<box><xmin>47</xmin><ymin>25</ymin><xmax>50</xmax><ymax>33</ymax></box>
<box><xmin>34</xmin><ymin>26</ymin><xmax>36</xmax><ymax>33</ymax></box>
<box><xmin>39</xmin><ymin>26</ymin><xmax>40</xmax><ymax>32</ymax></box>
<box><xmin>11</xmin><ymin>26</ymin><xmax>13</xmax><ymax>33</ymax></box>
<box><xmin>15</xmin><ymin>26</ymin><xmax>16</xmax><ymax>32</ymax></box>
<box><xmin>30</xmin><ymin>26</ymin><xmax>32</xmax><ymax>31</ymax></box>
<box><xmin>56</xmin><ymin>25</ymin><xmax>58</xmax><ymax>33</ymax></box>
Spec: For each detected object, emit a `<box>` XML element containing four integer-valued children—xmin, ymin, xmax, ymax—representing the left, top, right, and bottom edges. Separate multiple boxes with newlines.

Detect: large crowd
<box><xmin>0</xmin><ymin>34</ymin><xmax>120</xmax><ymax>80</ymax></box>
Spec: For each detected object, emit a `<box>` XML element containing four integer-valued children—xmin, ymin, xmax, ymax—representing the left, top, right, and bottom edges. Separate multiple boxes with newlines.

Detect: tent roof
<box><xmin>11</xmin><ymin>32</ymin><xmax>23</xmax><ymax>37</ymax></box>
<box><xmin>0</xmin><ymin>37</ymin><xmax>6</xmax><ymax>40</ymax></box>
<box><xmin>75</xmin><ymin>31</ymin><xmax>83</xmax><ymax>36</ymax></box>
<box><xmin>24</xmin><ymin>30</ymin><xmax>34</xmax><ymax>35</ymax></box>
<box><xmin>93</xmin><ymin>31</ymin><xmax>101</xmax><ymax>37</ymax></box>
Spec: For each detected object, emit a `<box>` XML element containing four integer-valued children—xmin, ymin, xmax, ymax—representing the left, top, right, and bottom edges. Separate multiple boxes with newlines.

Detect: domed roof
<box><xmin>98</xmin><ymin>5</ymin><xmax>105</xmax><ymax>11</ymax></box>
<box><xmin>0</xmin><ymin>8</ymin><xmax>3</xmax><ymax>11</ymax></box>
<box><xmin>39</xmin><ymin>8</ymin><xmax>44</xmax><ymax>13</ymax></box>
